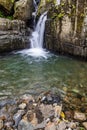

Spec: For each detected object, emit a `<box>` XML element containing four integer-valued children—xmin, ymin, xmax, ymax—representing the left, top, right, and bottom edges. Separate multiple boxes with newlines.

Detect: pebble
<box><xmin>67</xmin><ymin>122</ymin><xmax>77</xmax><ymax>129</ymax></box>
<box><xmin>57</xmin><ymin>121</ymin><xmax>66</xmax><ymax>130</ymax></box>
<box><xmin>20</xmin><ymin>94</ymin><xmax>34</xmax><ymax>104</ymax></box>
<box><xmin>13</xmin><ymin>113</ymin><xmax>22</xmax><ymax>127</ymax></box>
<box><xmin>39</xmin><ymin>104</ymin><xmax>54</xmax><ymax>118</ymax></box>
<box><xmin>0</xmin><ymin>119</ymin><xmax>3</xmax><ymax>129</ymax></box>
<box><xmin>0</xmin><ymin>93</ymin><xmax>86</xmax><ymax>130</ymax></box>
<box><xmin>18</xmin><ymin>119</ymin><xmax>34</xmax><ymax>130</ymax></box>
<box><xmin>54</xmin><ymin>105</ymin><xmax>62</xmax><ymax>117</ymax></box>
<box><xmin>82</xmin><ymin>122</ymin><xmax>87</xmax><ymax>129</ymax></box>
<box><xmin>19</xmin><ymin>103</ymin><xmax>26</xmax><ymax>109</ymax></box>
<box><xmin>30</xmin><ymin>113</ymin><xmax>38</xmax><ymax>126</ymax></box>
<box><xmin>74</xmin><ymin>111</ymin><xmax>86</xmax><ymax>121</ymax></box>
<box><xmin>45</xmin><ymin>122</ymin><xmax>56</xmax><ymax>130</ymax></box>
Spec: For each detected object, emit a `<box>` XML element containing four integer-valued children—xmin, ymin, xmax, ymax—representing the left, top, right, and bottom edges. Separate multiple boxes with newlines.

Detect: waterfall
<box><xmin>56</xmin><ymin>0</ymin><xmax>60</xmax><ymax>5</ymax></box>
<box><xmin>16</xmin><ymin>1</ymin><xmax>49</xmax><ymax>58</ymax></box>
<box><xmin>30</xmin><ymin>11</ymin><xmax>47</xmax><ymax>48</ymax></box>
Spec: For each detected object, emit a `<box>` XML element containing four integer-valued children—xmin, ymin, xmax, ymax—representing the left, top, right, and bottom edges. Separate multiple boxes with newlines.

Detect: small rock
<box><xmin>4</xmin><ymin>121</ymin><xmax>13</xmax><ymax>128</ymax></box>
<box><xmin>30</xmin><ymin>113</ymin><xmax>38</xmax><ymax>126</ymax></box>
<box><xmin>54</xmin><ymin>105</ymin><xmax>62</xmax><ymax>117</ymax></box>
<box><xmin>74</xmin><ymin>111</ymin><xmax>86</xmax><ymax>121</ymax></box>
<box><xmin>39</xmin><ymin>104</ymin><xmax>54</xmax><ymax>119</ymax></box>
<box><xmin>82</xmin><ymin>122</ymin><xmax>87</xmax><ymax>129</ymax></box>
<box><xmin>19</xmin><ymin>103</ymin><xmax>26</xmax><ymax>109</ymax></box>
<box><xmin>67</xmin><ymin>122</ymin><xmax>77</xmax><ymax>129</ymax></box>
<box><xmin>18</xmin><ymin>119</ymin><xmax>34</xmax><ymax>130</ymax></box>
<box><xmin>0</xmin><ymin>113</ymin><xmax>8</xmax><ymax>120</ymax></box>
<box><xmin>0</xmin><ymin>119</ymin><xmax>3</xmax><ymax>129</ymax></box>
<box><xmin>45</xmin><ymin>122</ymin><xmax>56</xmax><ymax>130</ymax></box>
<box><xmin>35</xmin><ymin>120</ymin><xmax>46</xmax><ymax>129</ymax></box>
<box><xmin>13</xmin><ymin>113</ymin><xmax>22</xmax><ymax>127</ymax></box>
<box><xmin>57</xmin><ymin>121</ymin><xmax>66</xmax><ymax>130</ymax></box>
<box><xmin>26</xmin><ymin>110</ymin><xmax>34</xmax><ymax>122</ymax></box>
<box><xmin>20</xmin><ymin>94</ymin><xmax>34</xmax><ymax>104</ymax></box>
<box><xmin>17</xmin><ymin>110</ymin><xmax>25</xmax><ymax>115</ymax></box>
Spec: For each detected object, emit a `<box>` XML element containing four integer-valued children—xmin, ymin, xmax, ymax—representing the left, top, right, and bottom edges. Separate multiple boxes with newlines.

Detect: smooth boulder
<box><xmin>14</xmin><ymin>0</ymin><xmax>33</xmax><ymax>21</ymax></box>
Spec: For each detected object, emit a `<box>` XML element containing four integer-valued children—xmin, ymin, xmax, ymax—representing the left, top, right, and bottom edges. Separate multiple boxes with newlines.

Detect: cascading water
<box><xmin>30</xmin><ymin>11</ymin><xmax>47</xmax><ymax>48</ymax></box>
<box><xmin>17</xmin><ymin>1</ymin><xmax>49</xmax><ymax>58</ymax></box>
<box><xmin>56</xmin><ymin>0</ymin><xmax>60</xmax><ymax>5</ymax></box>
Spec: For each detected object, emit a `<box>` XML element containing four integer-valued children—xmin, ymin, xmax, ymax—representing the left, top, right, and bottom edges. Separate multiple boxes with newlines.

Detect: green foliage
<box><xmin>6</xmin><ymin>15</ymin><xmax>13</xmax><ymax>20</ymax></box>
<box><xmin>0</xmin><ymin>11</ymin><xmax>4</xmax><ymax>18</ymax></box>
<box><xmin>58</xmin><ymin>12</ymin><xmax>64</xmax><ymax>18</ymax></box>
<box><xmin>79</xmin><ymin>127</ymin><xmax>85</xmax><ymax>130</ymax></box>
<box><xmin>0</xmin><ymin>11</ymin><xmax>13</xmax><ymax>20</ymax></box>
<box><xmin>11</xmin><ymin>0</ymin><xmax>14</xmax><ymax>3</ymax></box>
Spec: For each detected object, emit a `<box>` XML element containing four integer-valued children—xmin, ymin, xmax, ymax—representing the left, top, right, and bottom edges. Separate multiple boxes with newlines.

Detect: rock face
<box><xmin>41</xmin><ymin>0</ymin><xmax>87</xmax><ymax>58</ymax></box>
<box><xmin>14</xmin><ymin>0</ymin><xmax>33</xmax><ymax>21</ymax></box>
<box><xmin>0</xmin><ymin>0</ymin><xmax>15</xmax><ymax>14</ymax></box>
<box><xmin>0</xmin><ymin>18</ymin><xmax>30</xmax><ymax>53</ymax></box>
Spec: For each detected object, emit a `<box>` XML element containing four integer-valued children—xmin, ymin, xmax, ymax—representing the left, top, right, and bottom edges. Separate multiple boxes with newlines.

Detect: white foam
<box><xmin>17</xmin><ymin>48</ymin><xmax>49</xmax><ymax>59</ymax></box>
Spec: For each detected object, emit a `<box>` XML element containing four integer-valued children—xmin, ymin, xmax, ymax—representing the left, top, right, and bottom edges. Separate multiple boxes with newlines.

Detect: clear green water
<box><xmin>0</xmin><ymin>53</ymin><xmax>87</xmax><ymax>98</ymax></box>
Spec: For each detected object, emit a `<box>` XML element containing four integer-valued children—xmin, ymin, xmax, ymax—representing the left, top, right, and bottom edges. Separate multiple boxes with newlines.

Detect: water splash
<box><xmin>56</xmin><ymin>0</ymin><xmax>60</xmax><ymax>5</ymax></box>
<box><xmin>17</xmin><ymin>12</ymin><xmax>48</xmax><ymax>58</ymax></box>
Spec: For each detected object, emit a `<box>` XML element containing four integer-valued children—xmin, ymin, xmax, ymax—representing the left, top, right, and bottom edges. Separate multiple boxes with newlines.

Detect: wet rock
<box><xmin>41</xmin><ymin>93</ymin><xmax>61</xmax><ymax>104</ymax></box>
<box><xmin>74</xmin><ymin>111</ymin><xmax>86</xmax><ymax>121</ymax></box>
<box><xmin>13</xmin><ymin>113</ymin><xmax>22</xmax><ymax>127</ymax></box>
<box><xmin>45</xmin><ymin>0</ymin><xmax>87</xmax><ymax>58</ymax></box>
<box><xmin>67</xmin><ymin>122</ymin><xmax>77</xmax><ymax>129</ymax></box>
<box><xmin>82</xmin><ymin>122</ymin><xmax>87</xmax><ymax>129</ymax></box>
<box><xmin>17</xmin><ymin>110</ymin><xmax>25</xmax><ymax>116</ymax></box>
<box><xmin>0</xmin><ymin>119</ymin><xmax>3</xmax><ymax>129</ymax></box>
<box><xmin>35</xmin><ymin>107</ymin><xmax>44</xmax><ymax>124</ymax></box>
<box><xmin>57</xmin><ymin>121</ymin><xmax>66</xmax><ymax>130</ymax></box>
<box><xmin>31</xmin><ymin>113</ymin><xmax>38</xmax><ymax>126</ymax></box>
<box><xmin>20</xmin><ymin>94</ymin><xmax>34</xmax><ymax>104</ymax></box>
<box><xmin>45</xmin><ymin>122</ymin><xmax>56</xmax><ymax>130</ymax></box>
<box><xmin>35</xmin><ymin>120</ymin><xmax>46</xmax><ymax>129</ymax></box>
<box><xmin>26</xmin><ymin>110</ymin><xmax>34</xmax><ymax>122</ymax></box>
<box><xmin>14</xmin><ymin>0</ymin><xmax>33</xmax><ymax>21</ymax></box>
<box><xmin>18</xmin><ymin>119</ymin><xmax>34</xmax><ymax>130</ymax></box>
<box><xmin>54</xmin><ymin>105</ymin><xmax>62</xmax><ymax>118</ymax></box>
<box><xmin>0</xmin><ymin>113</ymin><xmax>9</xmax><ymax>120</ymax></box>
<box><xmin>0</xmin><ymin>18</ymin><xmax>30</xmax><ymax>53</ymax></box>
<box><xmin>19</xmin><ymin>103</ymin><xmax>26</xmax><ymax>110</ymax></box>
<box><xmin>0</xmin><ymin>0</ymin><xmax>15</xmax><ymax>14</ymax></box>
<box><xmin>39</xmin><ymin>104</ymin><xmax>54</xmax><ymax>119</ymax></box>
<box><xmin>0</xmin><ymin>99</ymin><xmax>15</xmax><ymax>108</ymax></box>
<box><xmin>65</xmin><ymin>111</ymin><xmax>73</xmax><ymax>119</ymax></box>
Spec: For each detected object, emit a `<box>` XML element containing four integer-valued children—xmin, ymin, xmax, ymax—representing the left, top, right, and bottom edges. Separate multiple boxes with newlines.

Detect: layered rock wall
<box><xmin>43</xmin><ymin>0</ymin><xmax>87</xmax><ymax>58</ymax></box>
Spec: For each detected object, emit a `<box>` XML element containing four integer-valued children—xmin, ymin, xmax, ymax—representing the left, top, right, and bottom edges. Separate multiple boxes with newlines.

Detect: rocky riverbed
<box><xmin>0</xmin><ymin>91</ymin><xmax>87</xmax><ymax>130</ymax></box>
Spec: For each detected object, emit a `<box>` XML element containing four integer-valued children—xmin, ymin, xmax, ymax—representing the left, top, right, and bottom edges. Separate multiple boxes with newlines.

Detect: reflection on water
<box><xmin>0</xmin><ymin>53</ymin><xmax>87</xmax><ymax>98</ymax></box>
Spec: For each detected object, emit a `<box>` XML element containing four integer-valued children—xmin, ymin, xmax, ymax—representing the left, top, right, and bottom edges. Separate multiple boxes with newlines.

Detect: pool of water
<box><xmin>0</xmin><ymin>52</ymin><xmax>87</xmax><ymax>99</ymax></box>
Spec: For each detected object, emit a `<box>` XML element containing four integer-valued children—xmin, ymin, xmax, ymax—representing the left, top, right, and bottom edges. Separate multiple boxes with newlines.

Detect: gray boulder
<box><xmin>0</xmin><ymin>0</ymin><xmax>15</xmax><ymax>14</ymax></box>
<box><xmin>0</xmin><ymin>18</ymin><xmax>30</xmax><ymax>53</ymax></box>
<box><xmin>14</xmin><ymin>0</ymin><xmax>33</xmax><ymax>21</ymax></box>
<box><xmin>18</xmin><ymin>119</ymin><xmax>34</xmax><ymax>130</ymax></box>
